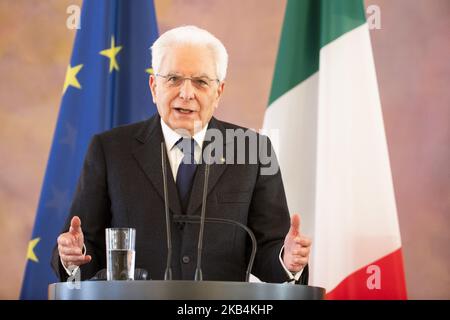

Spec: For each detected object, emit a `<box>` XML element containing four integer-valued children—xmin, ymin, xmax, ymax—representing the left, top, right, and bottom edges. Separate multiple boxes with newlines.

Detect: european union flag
<box><xmin>20</xmin><ymin>0</ymin><xmax>158</xmax><ymax>299</ymax></box>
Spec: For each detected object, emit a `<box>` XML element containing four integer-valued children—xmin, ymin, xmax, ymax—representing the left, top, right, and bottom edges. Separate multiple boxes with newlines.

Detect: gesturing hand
<box><xmin>57</xmin><ymin>216</ymin><xmax>91</xmax><ymax>268</ymax></box>
<box><xmin>283</xmin><ymin>213</ymin><xmax>311</xmax><ymax>273</ymax></box>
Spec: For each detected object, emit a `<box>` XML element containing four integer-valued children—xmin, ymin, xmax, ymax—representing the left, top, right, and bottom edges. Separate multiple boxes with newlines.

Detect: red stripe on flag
<box><xmin>326</xmin><ymin>248</ymin><xmax>407</xmax><ymax>300</ymax></box>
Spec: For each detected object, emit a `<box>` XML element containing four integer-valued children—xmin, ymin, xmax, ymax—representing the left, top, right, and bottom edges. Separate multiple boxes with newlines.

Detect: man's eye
<box><xmin>194</xmin><ymin>79</ymin><xmax>208</xmax><ymax>86</ymax></box>
<box><xmin>168</xmin><ymin>76</ymin><xmax>180</xmax><ymax>83</ymax></box>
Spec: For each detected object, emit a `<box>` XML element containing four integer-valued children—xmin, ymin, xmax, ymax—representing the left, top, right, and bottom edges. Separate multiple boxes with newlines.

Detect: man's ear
<box><xmin>149</xmin><ymin>75</ymin><xmax>157</xmax><ymax>103</ymax></box>
<box><xmin>215</xmin><ymin>81</ymin><xmax>225</xmax><ymax>107</ymax></box>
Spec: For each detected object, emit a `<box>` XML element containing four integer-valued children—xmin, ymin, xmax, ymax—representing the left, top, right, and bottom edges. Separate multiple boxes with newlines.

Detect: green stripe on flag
<box><xmin>319</xmin><ymin>0</ymin><xmax>366</xmax><ymax>48</ymax></box>
<box><xmin>268</xmin><ymin>0</ymin><xmax>366</xmax><ymax>105</ymax></box>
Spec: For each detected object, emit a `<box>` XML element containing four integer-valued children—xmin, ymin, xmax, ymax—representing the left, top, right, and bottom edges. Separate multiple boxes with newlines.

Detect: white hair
<box><xmin>151</xmin><ymin>25</ymin><xmax>228</xmax><ymax>81</ymax></box>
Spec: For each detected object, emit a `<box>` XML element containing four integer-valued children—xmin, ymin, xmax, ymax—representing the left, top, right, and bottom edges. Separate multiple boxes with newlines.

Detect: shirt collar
<box><xmin>160</xmin><ymin>118</ymin><xmax>208</xmax><ymax>150</ymax></box>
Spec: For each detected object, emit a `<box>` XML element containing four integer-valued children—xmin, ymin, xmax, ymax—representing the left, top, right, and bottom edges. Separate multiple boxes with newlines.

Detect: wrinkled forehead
<box><xmin>159</xmin><ymin>44</ymin><xmax>217</xmax><ymax>77</ymax></box>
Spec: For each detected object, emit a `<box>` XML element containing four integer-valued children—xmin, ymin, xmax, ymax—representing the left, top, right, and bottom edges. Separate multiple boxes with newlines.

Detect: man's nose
<box><xmin>179</xmin><ymin>79</ymin><xmax>195</xmax><ymax>100</ymax></box>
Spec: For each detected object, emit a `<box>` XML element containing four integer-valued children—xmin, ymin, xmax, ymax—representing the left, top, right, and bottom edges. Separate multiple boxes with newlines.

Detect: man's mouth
<box><xmin>174</xmin><ymin>107</ymin><xmax>195</xmax><ymax>114</ymax></box>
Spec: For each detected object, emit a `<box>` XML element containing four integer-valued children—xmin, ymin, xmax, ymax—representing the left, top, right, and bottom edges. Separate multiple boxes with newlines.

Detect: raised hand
<box><xmin>57</xmin><ymin>216</ymin><xmax>91</xmax><ymax>268</ymax></box>
<box><xmin>283</xmin><ymin>213</ymin><xmax>311</xmax><ymax>272</ymax></box>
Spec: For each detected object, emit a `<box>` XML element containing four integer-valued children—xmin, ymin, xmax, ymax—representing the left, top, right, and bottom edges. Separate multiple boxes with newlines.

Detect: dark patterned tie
<box><xmin>176</xmin><ymin>138</ymin><xmax>197</xmax><ymax>211</ymax></box>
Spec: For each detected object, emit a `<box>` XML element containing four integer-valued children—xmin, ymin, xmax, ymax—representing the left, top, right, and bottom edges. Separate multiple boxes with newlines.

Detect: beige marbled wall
<box><xmin>0</xmin><ymin>0</ymin><xmax>82</xmax><ymax>298</ymax></box>
<box><xmin>0</xmin><ymin>0</ymin><xmax>448</xmax><ymax>299</ymax></box>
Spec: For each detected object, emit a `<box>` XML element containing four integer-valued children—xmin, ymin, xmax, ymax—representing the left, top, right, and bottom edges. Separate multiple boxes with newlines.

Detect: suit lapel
<box><xmin>187</xmin><ymin>117</ymin><xmax>229</xmax><ymax>215</ymax></box>
<box><xmin>132</xmin><ymin>115</ymin><xmax>182</xmax><ymax>215</ymax></box>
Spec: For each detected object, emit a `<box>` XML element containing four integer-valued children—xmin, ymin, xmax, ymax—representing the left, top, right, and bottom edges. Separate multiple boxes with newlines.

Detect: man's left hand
<box><xmin>283</xmin><ymin>213</ymin><xmax>311</xmax><ymax>273</ymax></box>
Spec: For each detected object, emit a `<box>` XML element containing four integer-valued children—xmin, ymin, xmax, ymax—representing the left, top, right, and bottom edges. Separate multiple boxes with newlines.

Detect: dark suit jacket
<box><xmin>51</xmin><ymin>114</ymin><xmax>308</xmax><ymax>284</ymax></box>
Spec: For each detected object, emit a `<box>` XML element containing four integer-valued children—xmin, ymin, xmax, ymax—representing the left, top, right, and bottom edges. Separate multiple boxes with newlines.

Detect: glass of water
<box><xmin>105</xmin><ymin>228</ymin><xmax>136</xmax><ymax>281</ymax></box>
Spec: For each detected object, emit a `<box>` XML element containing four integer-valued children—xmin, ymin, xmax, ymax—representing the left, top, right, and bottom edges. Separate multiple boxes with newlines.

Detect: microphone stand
<box><xmin>163</xmin><ymin>143</ymin><xmax>257</xmax><ymax>282</ymax></box>
<box><xmin>172</xmin><ymin>214</ymin><xmax>257</xmax><ymax>282</ymax></box>
<box><xmin>161</xmin><ymin>142</ymin><xmax>172</xmax><ymax>280</ymax></box>
<box><xmin>194</xmin><ymin>160</ymin><xmax>210</xmax><ymax>281</ymax></box>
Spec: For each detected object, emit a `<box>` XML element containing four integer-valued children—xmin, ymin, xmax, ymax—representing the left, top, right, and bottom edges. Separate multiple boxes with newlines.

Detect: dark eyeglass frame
<box><xmin>155</xmin><ymin>73</ymin><xmax>220</xmax><ymax>89</ymax></box>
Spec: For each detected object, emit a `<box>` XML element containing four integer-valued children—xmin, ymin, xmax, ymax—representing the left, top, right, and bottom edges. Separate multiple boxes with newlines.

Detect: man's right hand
<box><xmin>57</xmin><ymin>216</ymin><xmax>92</xmax><ymax>268</ymax></box>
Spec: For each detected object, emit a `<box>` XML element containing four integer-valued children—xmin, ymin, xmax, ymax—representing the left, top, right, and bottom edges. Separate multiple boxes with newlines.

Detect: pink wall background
<box><xmin>0</xmin><ymin>0</ymin><xmax>448</xmax><ymax>299</ymax></box>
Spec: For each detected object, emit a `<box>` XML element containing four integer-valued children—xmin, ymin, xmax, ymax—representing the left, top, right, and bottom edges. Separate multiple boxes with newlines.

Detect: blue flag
<box><xmin>20</xmin><ymin>0</ymin><xmax>158</xmax><ymax>299</ymax></box>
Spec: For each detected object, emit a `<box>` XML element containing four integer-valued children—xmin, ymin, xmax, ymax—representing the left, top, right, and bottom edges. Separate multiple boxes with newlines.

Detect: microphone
<box><xmin>161</xmin><ymin>142</ymin><xmax>172</xmax><ymax>280</ymax></box>
<box><xmin>172</xmin><ymin>214</ymin><xmax>257</xmax><ymax>282</ymax></box>
<box><xmin>194</xmin><ymin>159</ymin><xmax>210</xmax><ymax>281</ymax></box>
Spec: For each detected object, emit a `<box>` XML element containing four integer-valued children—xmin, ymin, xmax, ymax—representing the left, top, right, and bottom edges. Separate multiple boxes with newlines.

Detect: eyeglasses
<box><xmin>155</xmin><ymin>73</ymin><xmax>219</xmax><ymax>89</ymax></box>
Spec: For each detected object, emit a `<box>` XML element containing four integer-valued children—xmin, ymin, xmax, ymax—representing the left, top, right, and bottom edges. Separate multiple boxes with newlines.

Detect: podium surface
<box><xmin>49</xmin><ymin>280</ymin><xmax>325</xmax><ymax>300</ymax></box>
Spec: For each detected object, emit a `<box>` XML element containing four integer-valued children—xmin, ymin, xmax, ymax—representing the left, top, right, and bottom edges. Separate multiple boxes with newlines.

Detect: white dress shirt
<box><xmin>160</xmin><ymin>118</ymin><xmax>207</xmax><ymax>181</ymax></box>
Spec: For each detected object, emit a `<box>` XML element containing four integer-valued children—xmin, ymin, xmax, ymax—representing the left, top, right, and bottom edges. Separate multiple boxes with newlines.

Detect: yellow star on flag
<box><xmin>27</xmin><ymin>237</ymin><xmax>40</xmax><ymax>263</ymax></box>
<box><xmin>145</xmin><ymin>67</ymin><xmax>154</xmax><ymax>75</ymax></box>
<box><xmin>100</xmin><ymin>36</ymin><xmax>123</xmax><ymax>73</ymax></box>
<box><xmin>63</xmin><ymin>64</ymin><xmax>83</xmax><ymax>94</ymax></box>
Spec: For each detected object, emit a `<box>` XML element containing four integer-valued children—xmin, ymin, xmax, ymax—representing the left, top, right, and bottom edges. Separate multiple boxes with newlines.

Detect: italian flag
<box><xmin>263</xmin><ymin>0</ymin><xmax>407</xmax><ymax>299</ymax></box>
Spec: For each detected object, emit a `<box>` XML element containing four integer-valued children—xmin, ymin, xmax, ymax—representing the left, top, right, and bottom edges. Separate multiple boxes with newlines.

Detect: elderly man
<box><xmin>52</xmin><ymin>26</ymin><xmax>311</xmax><ymax>283</ymax></box>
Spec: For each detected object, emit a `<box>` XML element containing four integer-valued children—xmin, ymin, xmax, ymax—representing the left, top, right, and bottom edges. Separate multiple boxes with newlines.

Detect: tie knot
<box><xmin>176</xmin><ymin>137</ymin><xmax>195</xmax><ymax>157</ymax></box>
